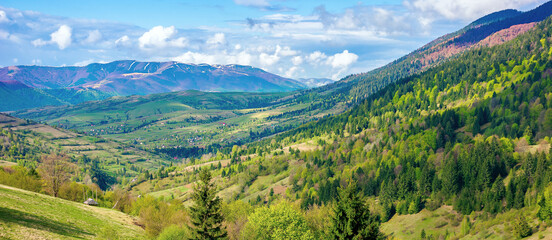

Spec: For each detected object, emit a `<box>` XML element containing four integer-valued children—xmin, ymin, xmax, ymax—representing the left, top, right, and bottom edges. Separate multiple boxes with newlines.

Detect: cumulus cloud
<box><xmin>31</xmin><ymin>25</ymin><xmax>72</xmax><ymax>49</ymax></box>
<box><xmin>326</xmin><ymin>50</ymin><xmax>358</xmax><ymax>68</ymax></box>
<box><xmin>83</xmin><ymin>30</ymin><xmax>102</xmax><ymax>44</ymax></box>
<box><xmin>291</xmin><ymin>56</ymin><xmax>303</xmax><ymax>65</ymax></box>
<box><xmin>285</xmin><ymin>66</ymin><xmax>299</xmax><ymax>78</ymax></box>
<box><xmin>307</xmin><ymin>51</ymin><xmax>327</xmax><ymax>65</ymax></box>
<box><xmin>405</xmin><ymin>0</ymin><xmax>542</xmax><ymax>21</ymax></box>
<box><xmin>138</xmin><ymin>26</ymin><xmax>187</xmax><ymax>49</ymax></box>
<box><xmin>51</xmin><ymin>25</ymin><xmax>72</xmax><ymax>49</ymax></box>
<box><xmin>259</xmin><ymin>52</ymin><xmax>280</xmax><ymax>66</ymax></box>
<box><xmin>207</xmin><ymin>33</ymin><xmax>226</xmax><ymax>46</ymax></box>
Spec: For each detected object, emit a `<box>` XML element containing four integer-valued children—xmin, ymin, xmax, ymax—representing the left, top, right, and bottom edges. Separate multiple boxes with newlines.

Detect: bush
<box><xmin>241</xmin><ymin>201</ymin><xmax>314</xmax><ymax>240</ymax></box>
<box><xmin>0</xmin><ymin>166</ymin><xmax>42</xmax><ymax>192</ymax></box>
<box><xmin>157</xmin><ymin>225</ymin><xmax>190</xmax><ymax>240</ymax></box>
<box><xmin>512</xmin><ymin>215</ymin><xmax>532</xmax><ymax>239</ymax></box>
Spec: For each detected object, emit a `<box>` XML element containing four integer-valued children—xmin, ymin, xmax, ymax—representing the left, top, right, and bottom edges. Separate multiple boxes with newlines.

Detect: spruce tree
<box><xmin>330</xmin><ymin>180</ymin><xmax>383</xmax><ymax>240</ymax></box>
<box><xmin>189</xmin><ymin>168</ymin><xmax>227</xmax><ymax>239</ymax></box>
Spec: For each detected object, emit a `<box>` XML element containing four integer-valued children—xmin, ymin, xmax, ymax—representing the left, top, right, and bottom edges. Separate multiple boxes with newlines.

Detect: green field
<box><xmin>0</xmin><ymin>184</ymin><xmax>145</xmax><ymax>239</ymax></box>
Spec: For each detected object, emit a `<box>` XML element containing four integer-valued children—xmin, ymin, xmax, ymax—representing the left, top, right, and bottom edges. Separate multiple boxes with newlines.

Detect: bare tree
<box><xmin>38</xmin><ymin>153</ymin><xmax>75</xmax><ymax>197</ymax></box>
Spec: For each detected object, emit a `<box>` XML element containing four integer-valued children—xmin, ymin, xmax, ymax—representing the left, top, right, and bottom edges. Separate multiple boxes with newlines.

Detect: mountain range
<box><xmin>0</xmin><ymin>61</ymin><xmax>306</xmax><ymax>111</ymax></box>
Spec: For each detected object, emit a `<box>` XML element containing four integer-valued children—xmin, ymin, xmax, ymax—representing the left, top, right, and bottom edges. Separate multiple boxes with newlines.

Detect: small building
<box><xmin>83</xmin><ymin>198</ymin><xmax>98</xmax><ymax>206</ymax></box>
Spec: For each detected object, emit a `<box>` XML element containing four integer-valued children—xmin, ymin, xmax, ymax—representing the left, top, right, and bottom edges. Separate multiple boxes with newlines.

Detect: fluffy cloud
<box><xmin>138</xmin><ymin>26</ymin><xmax>187</xmax><ymax>49</ymax></box>
<box><xmin>326</xmin><ymin>50</ymin><xmax>358</xmax><ymax>68</ymax></box>
<box><xmin>207</xmin><ymin>33</ymin><xmax>226</xmax><ymax>46</ymax></box>
<box><xmin>32</xmin><ymin>25</ymin><xmax>72</xmax><ymax>50</ymax></box>
<box><xmin>83</xmin><ymin>30</ymin><xmax>102</xmax><ymax>44</ymax></box>
<box><xmin>291</xmin><ymin>56</ymin><xmax>303</xmax><ymax>65</ymax></box>
<box><xmin>307</xmin><ymin>51</ymin><xmax>327</xmax><ymax>65</ymax></box>
<box><xmin>259</xmin><ymin>52</ymin><xmax>280</xmax><ymax>66</ymax></box>
<box><xmin>405</xmin><ymin>0</ymin><xmax>541</xmax><ymax>21</ymax></box>
<box><xmin>285</xmin><ymin>66</ymin><xmax>299</xmax><ymax>78</ymax></box>
<box><xmin>51</xmin><ymin>25</ymin><xmax>72</xmax><ymax>49</ymax></box>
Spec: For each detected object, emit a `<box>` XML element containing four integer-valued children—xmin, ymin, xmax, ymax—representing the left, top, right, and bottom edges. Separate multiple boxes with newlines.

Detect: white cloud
<box><xmin>326</xmin><ymin>50</ymin><xmax>358</xmax><ymax>68</ymax></box>
<box><xmin>51</xmin><ymin>25</ymin><xmax>72</xmax><ymax>49</ymax></box>
<box><xmin>291</xmin><ymin>56</ymin><xmax>303</xmax><ymax>65</ymax></box>
<box><xmin>285</xmin><ymin>66</ymin><xmax>299</xmax><ymax>78</ymax></box>
<box><xmin>173</xmin><ymin>51</ymin><xmax>215</xmax><ymax>64</ymax></box>
<box><xmin>0</xmin><ymin>10</ymin><xmax>9</xmax><ymax>23</ymax></box>
<box><xmin>31</xmin><ymin>38</ymin><xmax>48</xmax><ymax>47</ymax></box>
<box><xmin>172</xmin><ymin>50</ymin><xmax>253</xmax><ymax>66</ymax></box>
<box><xmin>275</xmin><ymin>45</ymin><xmax>297</xmax><ymax>57</ymax></box>
<box><xmin>307</xmin><ymin>51</ymin><xmax>327</xmax><ymax>65</ymax></box>
<box><xmin>235</xmin><ymin>44</ymin><xmax>242</xmax><ymax>50</ymax></box>
<box><xmin>259</xmin><ymin>52</ymin><xmax>280</xmax><ymax>66</ymax></box>
<box><xmin>115</xmin><ymin>35</ymin><xmax>130</xmax><ymax>46</ymax></box>
<box><xmin>83</xmin><ymin>30</ymin><xmax>102</xmax><ymax>44</ymax></box>
<box><xmin>32</xmin><ymin>25</ymin><xmax>72</xmax><ymax>49</ymax></box>
<box><xmin>138</xmin><ymin>26</ymin><xmax>187</xmax><ymax>49</ymax></box>
<box><xmin>207</xmin><ymin>33</ymin><xmax>226</xmax><ymax>46</ymax></box>
<box><xmin>235</xmin><ymin>51</ymin><xmax>252</xmax><ymax>65</ymax></box>
<box><xmin>31</xmin><ymin>59</ymin><xmax>42</xmax><ymax>65</ymax></box>
<box><xmin>405</xmin><ymin>0</ymin><xmax>541</xmax><ymax>21</ymax></box>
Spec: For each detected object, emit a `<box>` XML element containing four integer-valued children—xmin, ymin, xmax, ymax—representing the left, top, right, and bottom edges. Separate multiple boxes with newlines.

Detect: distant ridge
<box><xmin>0</xmin><ymin>61</ymin><xmax>305</xmax><ymax>111</ymax></box>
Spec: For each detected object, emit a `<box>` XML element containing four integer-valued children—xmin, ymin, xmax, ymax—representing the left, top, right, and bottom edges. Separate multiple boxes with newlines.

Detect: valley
<box><xmin>3</xmin><ymin>1</ymin><xmax>552</xmax><ymax>240</ymax></box>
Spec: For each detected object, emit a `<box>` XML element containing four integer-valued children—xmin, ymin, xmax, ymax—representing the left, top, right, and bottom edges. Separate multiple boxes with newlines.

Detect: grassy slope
<box><xmin>382</xmin><ymin>205</ymin><xmax>552</xmax><ymax>239</ymax></box>
<box><xmin>0</xmin><ymin>184</ymin><xmax>144</xmax><ymax>240</ymax></box>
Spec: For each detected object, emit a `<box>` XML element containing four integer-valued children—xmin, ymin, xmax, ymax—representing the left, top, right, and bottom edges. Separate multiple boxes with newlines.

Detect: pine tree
<box><xmin>330</xmin><ymin>180</ymin><xmax>383</xmax><ymax>240</ymax></box>
<box><xmin>189</xmin><ymin>168</ymin><xmax>227</xmax><ymax>239</ymax></box>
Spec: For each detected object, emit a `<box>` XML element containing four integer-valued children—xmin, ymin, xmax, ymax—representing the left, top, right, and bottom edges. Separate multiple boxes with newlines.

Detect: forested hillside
<box><xmin>5</xmin><ymin>4</ymin><xmax>552</xmax><ymax>240</ymax></box>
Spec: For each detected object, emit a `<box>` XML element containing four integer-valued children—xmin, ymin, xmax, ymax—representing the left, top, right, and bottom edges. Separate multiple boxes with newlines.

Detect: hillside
<box><xmin>0</xmin><ymin>61</ymin><xmax>305</xmax><ymax>111</ymax></box>
<box><xmin>115</xmin><ymin>14</ymin><xmax>552</xmax><ymax>239</ymax></box>
<box><xmin>0</xmin><ymin>184</ymin><xmax>145</xmax><ymax>239</ymax></box>
<box><xmin>307</xmin><ymin>1</ymin><xmax>552</xmax><ymax>104</ymax></box>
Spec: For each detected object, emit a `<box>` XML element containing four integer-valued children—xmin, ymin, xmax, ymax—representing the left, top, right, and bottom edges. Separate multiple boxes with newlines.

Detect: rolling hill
<box><xmin>0</xmin><ymin>184</ymin><xmax>144</xmax><ymax>239</ymax></box>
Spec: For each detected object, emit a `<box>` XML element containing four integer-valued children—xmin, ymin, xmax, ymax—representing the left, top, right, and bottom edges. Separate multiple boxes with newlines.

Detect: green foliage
<box><xmin>512</xmin><ymin>215</ymin><xmax>532</xmax><ymax>238</ymax></box>
<box><xmin>460</xmin><ymin>216</ymin><xmax>471</xmax><ymax>236</ymax></box>
<box><xmin>330</xmin><ymin>181</ymin><xmax>383</xmax><ymax>240</ymax></box>
<box><xmin>189</xmin><ymin>168</ymin><xmax>227</xmax><ymax>239</ymax></box>
<box><xmin>241</xmin><ymin>201</ymin><xmax>314</xmax><ymax>240</ymax></box>
<box><xmin>157</xmin><ymin>225</ymin><xmax>191</xmax><ymax>240</ymax></box>
<box><xmin>537</xmin><ymin>185</ymin><xmax>552</xmax><ymax>220</ymax></box>
<box><xmin>137</xmin><ymin>196</ymin><xmax>188</xmax><ymax>237</ymax></box>
<box><xmin>0</xmin><ymin>166</ymin><xmax>41</xmax><ymax>192</ymax></box>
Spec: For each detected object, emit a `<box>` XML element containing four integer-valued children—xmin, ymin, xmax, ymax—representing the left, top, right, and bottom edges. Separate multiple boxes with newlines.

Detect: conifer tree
<box><xmin>189</xmin><ymin>168</ymin><xmax>227</xmax><ymax>239</ymax></box>
<box><xmin>330</xmin><ymin>180</ymin><xmax>383</xmax><ymax>240</ymax></box>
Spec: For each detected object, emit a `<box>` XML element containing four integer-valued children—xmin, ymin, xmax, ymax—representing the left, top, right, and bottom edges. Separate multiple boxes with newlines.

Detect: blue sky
<box><xmin>0</xmin><ymin>0</ymin><xmax>547</xmax><ymax>80</ymax></box>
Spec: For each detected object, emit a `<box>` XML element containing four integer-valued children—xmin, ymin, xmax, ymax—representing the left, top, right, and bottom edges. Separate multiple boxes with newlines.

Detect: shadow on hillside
<box><xmin>0</xmin><ymin>206</ymin><xmax>92</xmax><ymax>238</ymax></box>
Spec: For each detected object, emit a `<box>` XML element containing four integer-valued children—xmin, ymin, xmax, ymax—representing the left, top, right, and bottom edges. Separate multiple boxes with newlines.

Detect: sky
<box><xmin>0</xmin><ymin>0</ymin><xmax>548</xmax><ymax>80</ymax></box>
